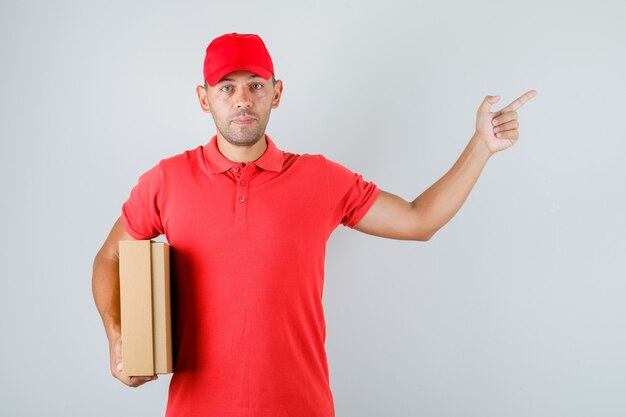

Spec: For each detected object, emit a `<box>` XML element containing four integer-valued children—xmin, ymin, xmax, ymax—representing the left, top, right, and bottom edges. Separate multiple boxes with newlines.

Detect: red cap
<box><xmin>203</xmin><ymin>33</ymin><xmax>274</xmax><ymax>87</ymax></box>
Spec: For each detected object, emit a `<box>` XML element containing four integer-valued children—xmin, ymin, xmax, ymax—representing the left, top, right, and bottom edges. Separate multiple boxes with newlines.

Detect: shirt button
<box><xmin>240</xmin><ymin>196</ymin><xmax>246</xmax><ymax>203</ymax></box>
<box><xmin>232</xmin><ymin>166</ymin><xmax>240</xmax><ymax>172</ymax></box>
<box><xmin>240</xmin><ymin>180</ymin><xmax>246</xmax><ymax>186</ymax></box>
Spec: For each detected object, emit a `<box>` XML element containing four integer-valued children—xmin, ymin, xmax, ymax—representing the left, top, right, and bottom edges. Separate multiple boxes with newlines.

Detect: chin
<box><xmin>224</xmin><ymin>133</ymin><xmax>265</xmax><ymax>147</ymax></box>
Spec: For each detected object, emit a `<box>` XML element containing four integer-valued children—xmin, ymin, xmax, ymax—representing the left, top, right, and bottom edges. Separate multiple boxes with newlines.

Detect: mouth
<box><xmin>231</xmin><ymin>117</ymin><xmax>256</xmax><ymax>125</ymax></box>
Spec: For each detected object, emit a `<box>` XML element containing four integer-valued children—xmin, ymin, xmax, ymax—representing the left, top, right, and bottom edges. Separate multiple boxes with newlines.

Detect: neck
<box><xmin>216</xmin><ymin>133</ymin><xmax>268</xmax><ymax>164</ymax></box>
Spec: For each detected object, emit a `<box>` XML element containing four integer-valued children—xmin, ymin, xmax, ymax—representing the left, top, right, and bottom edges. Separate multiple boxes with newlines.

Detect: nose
<box><xmin>234</xmin><ymin>87</ymin><xmax>252</xmax><ymax>110</ymax></box>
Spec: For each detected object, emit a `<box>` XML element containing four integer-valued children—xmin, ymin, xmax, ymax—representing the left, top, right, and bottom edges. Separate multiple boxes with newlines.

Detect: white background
<box><xmin>1</xmin><ymin>0</ymin><xmax>625</xmax><ymax>415</ymax></box>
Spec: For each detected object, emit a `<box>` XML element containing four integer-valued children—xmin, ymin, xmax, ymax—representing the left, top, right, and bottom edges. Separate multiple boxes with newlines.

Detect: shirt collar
<box><xmin>203</xmin><ymin>134</ymin><xmax>284</xmax><ymax>174</ymax></box>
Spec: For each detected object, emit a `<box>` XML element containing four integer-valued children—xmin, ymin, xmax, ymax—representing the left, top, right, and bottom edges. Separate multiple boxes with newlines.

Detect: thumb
<box><xmin>478</xmin><ymin>95</ymin><xmax>501</xmax><ymax>113</ymax></box>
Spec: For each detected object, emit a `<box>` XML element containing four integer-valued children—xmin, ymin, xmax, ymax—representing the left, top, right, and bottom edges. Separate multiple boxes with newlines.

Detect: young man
<box><xmin>92</xmin><ymin>32</ymin><xmax>536</xmax><ymax>416</ymax></box>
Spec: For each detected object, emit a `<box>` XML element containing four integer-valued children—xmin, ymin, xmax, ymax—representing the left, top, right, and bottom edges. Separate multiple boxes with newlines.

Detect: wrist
<box><xmin>471</xmin><ymin>132</ymin><xmax>495</xmax><ymax>159</ymax></box>
<box><xmin>104</xmin><ymin>315</ymin><xmax>121</xmax><ymax>343</ymax></box>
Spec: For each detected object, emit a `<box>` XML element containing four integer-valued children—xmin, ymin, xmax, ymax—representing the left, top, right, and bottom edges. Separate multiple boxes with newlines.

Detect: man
<box><xmin>92</xmin><ymin>32</ymin><xmax>536</xmax><ymax>416</ymax></box>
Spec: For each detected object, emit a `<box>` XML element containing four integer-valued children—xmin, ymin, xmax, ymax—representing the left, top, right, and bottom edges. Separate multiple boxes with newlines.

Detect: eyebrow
<box><xmin>218</xmin><ymin>74</ymin><xmax>263</xmax><ymax>83</ymax></box>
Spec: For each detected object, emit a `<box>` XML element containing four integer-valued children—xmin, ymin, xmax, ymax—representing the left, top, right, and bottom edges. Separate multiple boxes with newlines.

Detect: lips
<box><xmin>232</xmin><ymin>117</ymin><xmax>256</xmax><ymax>124</ymax></box>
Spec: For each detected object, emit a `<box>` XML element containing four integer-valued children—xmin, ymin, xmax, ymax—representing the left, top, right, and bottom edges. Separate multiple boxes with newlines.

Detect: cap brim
<box><xmin>206</xmin><ymin>63</ymin><xmax>273</xmax><ymax>86</ymax></box>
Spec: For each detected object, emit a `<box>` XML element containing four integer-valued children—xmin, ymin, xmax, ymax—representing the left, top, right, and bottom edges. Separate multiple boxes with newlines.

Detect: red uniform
<box><xmin>121</xmin><ymin>134</ymin><xmax>381</xmax><ymax>417</ymax></box>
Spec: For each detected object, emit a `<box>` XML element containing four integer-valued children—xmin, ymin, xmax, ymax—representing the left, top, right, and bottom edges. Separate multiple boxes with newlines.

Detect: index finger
<box><xmin>500</xmin><ymin>90</ymin><xmax>537</xmax><ymax>112</ymax></box>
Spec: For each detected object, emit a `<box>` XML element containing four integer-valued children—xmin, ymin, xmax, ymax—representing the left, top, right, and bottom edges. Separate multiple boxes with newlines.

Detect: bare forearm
<box><xmin>92</xmin><ymin>255</ymin><xmax>122</xmax><ymax>342</ymax></box>
<box><xmin>411</xmin><ymin>134</ymin><xmax>492</xmax><ymax>238</ymax></box>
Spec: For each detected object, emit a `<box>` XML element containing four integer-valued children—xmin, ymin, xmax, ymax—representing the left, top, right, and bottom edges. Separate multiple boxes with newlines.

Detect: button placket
<box><xmin>234</xmin><ymin>165</ymin><xmax>251</xmax><ymax>226</ymax></box>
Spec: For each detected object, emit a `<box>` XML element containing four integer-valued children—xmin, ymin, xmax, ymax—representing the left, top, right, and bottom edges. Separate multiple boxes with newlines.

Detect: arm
<box><xmin>92</xmin><ymin>217</ymin><xmax>158</xmax><ymax>387</ymax></box>
<box><xmin>354</xmin><ymin>136</ymin><xmax>490</xmax><ymax>241</ymax></box>
<box><xmin>354</xmin><ymin>90</ymin><xmax>537</xmax><ymax>241</ymax></box>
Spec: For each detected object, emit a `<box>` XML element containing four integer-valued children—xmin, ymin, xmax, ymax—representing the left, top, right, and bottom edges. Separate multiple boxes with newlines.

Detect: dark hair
<box><xmin>204</xmin><ymin>75</ymin><xmax>276</xmax><ymax>89</ymax></box>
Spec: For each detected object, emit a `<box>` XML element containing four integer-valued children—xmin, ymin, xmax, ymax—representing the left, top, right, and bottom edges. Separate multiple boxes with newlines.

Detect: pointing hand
<box><xmin>474</xmin><ymin>90</ymin><xmax>537</xmax><ymax>154</ymax></box>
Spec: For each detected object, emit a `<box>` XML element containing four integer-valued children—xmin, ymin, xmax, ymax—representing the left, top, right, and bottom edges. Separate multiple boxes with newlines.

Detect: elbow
<box><xmin>413</xmin><ymin>221</ymin><xmax>443</xmax><ymax>242</ymax></box>
<box><xmin>412</xmin><ymin>220</ymin><xmax>440</xmax><ymax>242</ymax></box>
<box><xmin>413</xmin><ymin>231</ymin><xmax>434</xmax><ymax>242</ymax></box>
<box><xmin>416</xmin><ymin>234</ymin><xmax>433</xmax><ymax>242</ymax></box>
<box><xmin>409</xmin><ymin>205</ymin><xmax>438</xmax><ymax>242</ymax></box>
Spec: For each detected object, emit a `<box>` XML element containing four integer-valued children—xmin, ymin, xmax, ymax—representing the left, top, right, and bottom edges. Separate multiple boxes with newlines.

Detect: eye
<box><xmin>252</xmin><ymin>83</ymin><xmax>263</xmax><ymax>90</ymax></box>
<box><xmin>220</xmin><ymin>85</ymin><xmax>233</xmax><ymax>93</ymax></box>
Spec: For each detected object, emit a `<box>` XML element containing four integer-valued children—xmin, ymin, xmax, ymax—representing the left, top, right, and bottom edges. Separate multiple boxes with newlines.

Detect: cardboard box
<box><xmin>119</xmin><ymin>240</ymin><xmax>173</xmax><ymax>376</ymax></box>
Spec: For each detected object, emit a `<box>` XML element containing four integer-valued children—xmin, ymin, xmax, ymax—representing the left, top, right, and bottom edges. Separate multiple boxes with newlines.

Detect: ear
<box><xmin>271</xmin><ymin>79</ymin><xmax>283</xmax><ymax>109</ymax></box>
<box><xmin>196</xmin><ymin>84</ymin><xmax>211</xmax><ymax>113</ymax></box>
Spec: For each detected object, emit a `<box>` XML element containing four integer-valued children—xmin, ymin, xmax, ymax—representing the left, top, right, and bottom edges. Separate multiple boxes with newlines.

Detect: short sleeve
<box><xmin>324</xmin><ymin>156</ymin><xmax>382</xmax><ymax>229</ymax></box>
<box><xmin>121</xmin><ymin>161</ymin><xmax>165</xmax><ymax>239</ymax></box>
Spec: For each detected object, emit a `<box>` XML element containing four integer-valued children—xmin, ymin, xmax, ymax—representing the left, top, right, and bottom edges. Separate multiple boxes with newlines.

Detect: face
<box><xmin>197</xmin><ymin>70</ymin><xmax>283</xmax><ymax>147</ymax></box>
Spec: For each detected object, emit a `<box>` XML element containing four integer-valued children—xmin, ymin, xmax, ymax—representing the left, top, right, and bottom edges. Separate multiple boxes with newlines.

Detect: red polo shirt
<box><xmin>121</xmin><ymin>134</ymin><xmax>381</xmax><ymax>417</ymax></box>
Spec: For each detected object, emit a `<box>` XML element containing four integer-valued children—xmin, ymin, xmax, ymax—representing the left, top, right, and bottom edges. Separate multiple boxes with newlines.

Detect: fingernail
<box><xmin>116</xmin><ymin>363</ymin><xmax>122</xmax><ymax>372</ymax></box>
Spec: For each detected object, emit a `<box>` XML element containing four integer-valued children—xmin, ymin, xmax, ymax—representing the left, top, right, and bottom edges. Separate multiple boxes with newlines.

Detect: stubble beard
<box><xmin>217</xmin><ymin>122</ymin><xmax>266</xmax><ymax>147</ymax></box>
<box><xmin>215</xmin><ymin>107</ymin><xmax>271</xmax><ymax>148</ymax></box>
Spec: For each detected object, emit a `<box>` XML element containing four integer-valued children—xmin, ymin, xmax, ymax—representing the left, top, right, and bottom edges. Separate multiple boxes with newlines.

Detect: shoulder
<box><xmin>281</xmin><ymin>152</ymin><xmax>356</xmax><ymax>178</ymax></box>
<box><xmin>159</xmin><ymin>145</ymin><xmax>203</xmax><ymax>165</ymax></box>
<box><xmin>278</xmin><ymin>150</ymin><xmax>326</xmax><ymax>172</ymax></box>
<box><xmin>156</xmin><ymin>145</ymin><xmax>205</xmax><ymax>176</ymax></box>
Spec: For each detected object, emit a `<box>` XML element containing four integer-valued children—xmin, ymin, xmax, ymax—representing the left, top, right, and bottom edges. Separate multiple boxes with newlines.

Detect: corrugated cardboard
<box><xmin>151</xmin><ymin>242</ymin><xmax>172</xmax><ymax>374</ymax></box>
<box><xmin>119</xmin><ymin>240</ymin><xmax>173</xmax><ymax>376</ymax></box>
